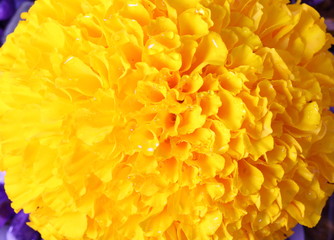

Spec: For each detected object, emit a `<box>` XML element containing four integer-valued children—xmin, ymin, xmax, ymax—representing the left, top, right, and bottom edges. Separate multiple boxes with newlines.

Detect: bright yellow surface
<box><xmin>0</xmin><ymin>0</ymin><xmax>334</xmax><ymax>239</ymax></box>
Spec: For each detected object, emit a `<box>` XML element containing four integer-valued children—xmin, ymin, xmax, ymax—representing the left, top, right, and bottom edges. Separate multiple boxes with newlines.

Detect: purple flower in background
<box><xmin>290</xmin><ymin>0</ymin><xmax>325</xmax><ymax>5</ymax></box>
<box><xmin>0</xmin><ymin>173</ymin><xmax>42</xmax><ymax>240</ymax></box>
<box><xmin>289</xmin><ymin>224</ymin><xmax>305</xmax><ymax>240</ymax></box>
<box><xmin>0</xmin><ymin>182</ymin><xmax>15</xmax><ymax>228</ymax></box>
<box><xmin>0</xmin><ymin>0</ymin><xmax>34</xmax><ymax>44</ymax></box>
<box><xmin>0</xmin><ymin>0</ymin><xmax>15</xmax><ymax>21</ymax></box>
<box><xmin>12</xmin><ymin>0</ymin><xmax>31</xmax><ymax>9</ymax></box>
<box><xmin>302</xmin><ymin>0</ymin><xmax>326</xmax><ymax>6</ymax></box>
<box><xmin>6</xmin><ymin>211</ymin><xmax>41</xmax><ymax>240</ymax></box>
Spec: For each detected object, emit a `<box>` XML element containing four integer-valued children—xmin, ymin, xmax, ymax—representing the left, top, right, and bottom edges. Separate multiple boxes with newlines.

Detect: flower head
<box><xmin>0</xmin><ymin>0</ymin><xmax>333</xmax><ymax>239</ymax></box>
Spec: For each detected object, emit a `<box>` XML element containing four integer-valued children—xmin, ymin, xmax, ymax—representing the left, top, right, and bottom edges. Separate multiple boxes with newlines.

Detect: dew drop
<box><xmin>212</xmin><ymin>39</ymin><xmax>218</xmax><ymax>48</ymax></box>
<box><xmin>64</xmin><ymin>56</ymin><xmax>73</xmax><ymax>64</ymax></box>
<box><xmin>147</xmin><ymin>148</ymin><xmax>154</xmax><ymax>152</ymax></box>
<box><xmin>306</xmin><ymin>190</ymin><xmax>317</xmax><ymax>200</ymax></box>
<box><xmin>148</xmin><ymin>43</ymin><xmax>155</xmax><ymax>49</ymax></box>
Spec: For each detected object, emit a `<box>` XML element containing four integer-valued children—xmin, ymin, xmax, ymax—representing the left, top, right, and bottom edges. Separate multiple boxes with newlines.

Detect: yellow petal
<box><xmin>166</xmin><ymin>0</ymin><xmax>200</xmax><ymax>12</ymax></box>
<box><xmin>58</xmin><ymin>56</ymin><xmax>102</xmax><ymax>96</ymax></box>
<box><xmin>297</xmin><ymin>101</ymin><xmax>321</xmax><ymax>132</ymax></box>
<box><xmin>200</xmin><ymin>92</ymin><xmax>222</xmax><ymax>116</ymax></box>
<box><xmin>209</xmin><ymin>120</ymin><xmax>230</xmax><ymax>153</ymax></box>
<box><xmin>199</xmin><ymin>210</ymin><xmax>222</xmax><ymax>237</ymax></box>
<box><xmin>193</xmin><ymin>152</ymin><xmax>225</xmax><ymax>178</ymax></box>
<box><xmin>179</xmin><ymin>72</ymin><xmax>203</xmax><ymax>94</ymax></box>
<box><xmin>121</xmin><ymin>2</ymin><xmax>150</xmax><ymax>25</ymax></box>
<box><xmin>206</xmin><ymin>183</ymin><xmax>225</xmax><ymax>200</ymax></box>
<box><xmin>286</xmin><ymin>200</ymin><xmax>305</xmax><ymax>223</ymax></box>
<box><xmin>249</xmin><ymin>135</ymin><xmax>274</xmax><ymax>160</ymax></box>
<box><xmin>182</xmin><ymin>128</ymin><xmax>215</xmax><ymax>150</ymax></box>
<box><xmin>140</xmin><ymin>208</ymin><xmax>174</xmax><ymax>237</ymax></box>
<box><xmin>218</xmin><ymin>89</ymin><xmax>246</xmax><ymax>130</ymax></box>
<box><xmin>192</xmin><ymin>32</ymin><xmax>228</xmax><ymax>72</ymax></box>
<box><xmin>238</xmin><ymin>160</ymin><xmax>264</xmax><ymax>195</ymax></box>
<box><xmin>278</xmin><ymin>179</ymin><xmax>299</xmax><ymax>208</ymax></box>
<box><xmin>178</xmin><ymin>105</ymin><xmax>206</xmax><ymax>134</ymax></box>
<box><xmin>53</xmin><ymin>212</ymin><xmax>87</xmax><ymax>239</ymax></box>
<box><xmin>178</xmin><ymin>7</ymin><xmax>212</xmax><ymax>37</ymax></box>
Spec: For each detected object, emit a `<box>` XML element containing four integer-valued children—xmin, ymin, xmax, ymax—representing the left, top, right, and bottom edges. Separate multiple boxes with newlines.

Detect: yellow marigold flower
<box><xmin>0</xmin><ymin>0</ymin><xmax>334</xmax><ymax>239</ymax></box>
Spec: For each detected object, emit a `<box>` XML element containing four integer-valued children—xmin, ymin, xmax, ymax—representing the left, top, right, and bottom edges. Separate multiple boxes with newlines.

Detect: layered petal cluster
<box><xmin>0</xmin><ymin>0</ymin><xmax>333</xmax><ymax>239</ymax></box>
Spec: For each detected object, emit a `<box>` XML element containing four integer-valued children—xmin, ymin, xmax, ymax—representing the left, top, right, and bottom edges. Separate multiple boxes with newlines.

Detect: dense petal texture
<box><xmin>0</xmin><ymin>0</ymin><xmax>333</xmax><ymax>240</ymax></box>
